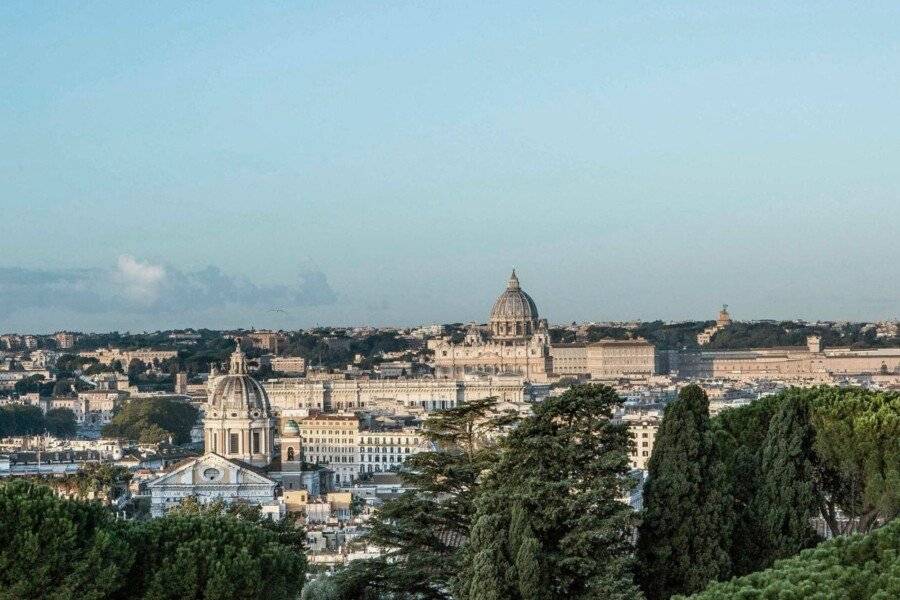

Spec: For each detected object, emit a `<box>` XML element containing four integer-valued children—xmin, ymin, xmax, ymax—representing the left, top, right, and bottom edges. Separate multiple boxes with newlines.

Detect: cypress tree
<box><xmin>755</xmin><ymin>390</ymin><xmax>821</xmax><ymax>561</ymax></box>
<box><xmin>636</xmin><ymin>384</ymin><xmax>731</xmax><ymax>600</ymax></box>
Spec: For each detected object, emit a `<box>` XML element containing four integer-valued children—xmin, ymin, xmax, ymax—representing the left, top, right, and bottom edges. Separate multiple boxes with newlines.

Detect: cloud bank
<box><xmin>0</xmin><ymin>255</ymin><xmax>337</xmax><ymax>323</ymax></box>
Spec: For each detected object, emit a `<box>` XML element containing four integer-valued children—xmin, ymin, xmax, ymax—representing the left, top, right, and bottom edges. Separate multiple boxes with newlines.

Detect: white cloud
<box><xmin>115</xmin><ymin>255</ymin><xmax>166</xmax><ymax>303</ymax></box>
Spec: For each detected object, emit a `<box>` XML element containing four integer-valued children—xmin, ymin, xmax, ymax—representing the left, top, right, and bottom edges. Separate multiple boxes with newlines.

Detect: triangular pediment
<box><xmin>149</xmin><ymin>452</ymin><xmax>275</xmax><ymax>488</ymax></box>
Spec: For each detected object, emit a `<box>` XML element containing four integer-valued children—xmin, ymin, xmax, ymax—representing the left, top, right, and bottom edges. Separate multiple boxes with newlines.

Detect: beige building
<box><xmin>549</xmin><ymin>339</ymin><xmax>657</xmax><ymax>380</ymax></box>
<box><xmin>587</xmin><ymin>339</ymin><xmax>658</xmax><ymax>379</ymax></box>
<box><xmin>430</xmin><ymin>271</ymin><xmax>552</xmax><ymax>381</ymax></box>
<box><xmin>204</xmin><ymin>343</ymin><xmax>276</xmax><ymax>468</ymax></box>
<box><xmin>674</xmin><ymin>335</ymin><xmax>900</xmax><ymax>381</ymax></box>
<box><xmin>549</xmin><ymin>343</ymin><xmax>589</xmax><ymax>376</ymax></box>
<box><xmin>54</xmin><ymin>331</ymin><xmax>76</xmax><ymax>349</ymax></box>
<box><xmin>268</xmin><ymin>356</ymin><xmax>306</xmax><ymax>374</ymax></box>
<box><xmin>358</xmin><ymin>427</ymin><xmax>428</xmax><ymax>474</ymax></box>
<box><xmin>298</xmin><ymin>414</ymin><xmax>360</xmax><ymax>485</ymax></box>
<box><xmin>148</xmin><ymin>453</ymin><xmax>278</xmax><ymax>518</ymax></box>
<box><xmin>238</xmin><ymin>330</ymin><xmax>285</xmax><ymax>354</ymax></box>
<box><xmin>623</xmin><ymin>415</ymin><xmax>660</xmax><ymax>471</ymax></box>
<box><xmin>79</xmin><ymin>348</ymin><xmax>178</xmax><ymax>367</ymax></box>
<box><xmin>75</xmin><ymin>390</ymin><xmax>125</xmax><ymax>426</ymax></box>
<box><xmin>264</xmin><ymin>376</ymin><xmax>527</xmax><ymax>414</ymax></box>
<box><xmin>149</xmin><ymin>343</ymin><xmax>284</xmax><ymax>519</ymax></box>
<box><xmin>697</xmin><ymin>305</ymin><xmax>733</xmax><ymax>345</ymax></box>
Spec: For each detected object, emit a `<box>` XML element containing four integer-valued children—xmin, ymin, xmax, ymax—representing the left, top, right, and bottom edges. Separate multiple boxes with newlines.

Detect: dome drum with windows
<box><xmin>489</xmin><ymin>269</ymin><xmax>542</xmax><ymax>340</ymax></box>
<box><xmin>204</xmin><ymin>342</ymin><xmax>275</xmax><ymax>467</ymax></box>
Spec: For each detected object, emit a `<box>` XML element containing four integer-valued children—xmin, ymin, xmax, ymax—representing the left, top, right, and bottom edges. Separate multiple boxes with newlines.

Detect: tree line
<box><xmin>0</xmin><ymin>404</ymin><xmax>77</xmax><ymax>438</ymax></box>
<box><xmin>0</xmin><ymin>479</ymin><xmax>306</xmax><ymax>600</ymax></box>
<box><xmin>102</xmin><ymin>396</ymin><xmax>199</xmax><ymax>445</ymax></box>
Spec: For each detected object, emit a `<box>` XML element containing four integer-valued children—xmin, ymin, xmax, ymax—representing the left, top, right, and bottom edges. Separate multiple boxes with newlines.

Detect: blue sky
<box><xmin>2</xmin><ymin>2</ymin><xmax>898</xmax><ymax>332</ymax></box>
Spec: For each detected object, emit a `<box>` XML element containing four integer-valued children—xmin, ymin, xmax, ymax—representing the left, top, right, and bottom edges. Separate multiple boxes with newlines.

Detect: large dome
<box><xmin>489</xmin><ymin>270</ymin><xmax>540</xmax><ymax>339</ymax></box>
<box><xmin>208</xmin><ymin>343</ymin><xmax>271</xmax><ymax>414</ymax></box>
<box><xmin>490</xmin><ymin>270</ymin><xmax>539</xmax><ymax>321</ymax></box>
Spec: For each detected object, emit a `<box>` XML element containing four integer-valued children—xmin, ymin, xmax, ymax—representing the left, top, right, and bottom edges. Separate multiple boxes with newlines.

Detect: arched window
<box><xmin>287</xmin><ymin>447</ymin><xmax>295</xmax><ymax>461</ymax></box>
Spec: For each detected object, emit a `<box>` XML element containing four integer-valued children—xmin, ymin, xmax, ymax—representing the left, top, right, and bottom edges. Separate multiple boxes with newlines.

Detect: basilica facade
<box><xmin>149</xmin><ymin>343</ymin><xmax>298</xmax><ymax>518</ymax></box>
<box><xmin>429</xmin><ymin>271</ymin><xmax>552</xmax><ymax>382</ymax></box>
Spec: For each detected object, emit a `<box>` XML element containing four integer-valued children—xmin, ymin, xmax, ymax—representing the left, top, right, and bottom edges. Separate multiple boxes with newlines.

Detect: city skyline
<box><xmin>2</xmin><ymin>258</ymin><xmax>896</xmax><ymax>333</ymax></box>
<box><xmin>3</xmin><ymin>3</ymin><xmax>899</xmax><ymax>330</ymax></box>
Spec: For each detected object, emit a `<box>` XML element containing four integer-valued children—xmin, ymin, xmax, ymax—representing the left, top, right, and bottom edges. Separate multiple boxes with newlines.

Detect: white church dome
<box><xmin>208</xmin><ymin>343</ymin><xmax>271</xmax><ymax>415</ymax></box>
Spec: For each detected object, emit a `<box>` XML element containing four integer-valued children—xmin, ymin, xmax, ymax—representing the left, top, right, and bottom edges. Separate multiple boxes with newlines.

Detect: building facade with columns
<box><xmin>150</xmin><ymin>343</ymin><xmax>282</xmax><ymax>517</ymax></box>
<box><xmin>429</xmin><ymin>271</ymin><xmax>552</xmax><ymax>382</ymax></box>
<box><xmin>264</xmin><ymin>376</ymin><xmax>528</xmax><ymax>414</ymax></box>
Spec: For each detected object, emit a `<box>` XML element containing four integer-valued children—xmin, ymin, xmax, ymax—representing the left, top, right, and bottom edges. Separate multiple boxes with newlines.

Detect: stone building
<box><xmin>697</xmin><ymin>305</ymin><xmax>732</xmax><ymax>345</ymax></box>
<box><xmin>53</xmin><ymin>331</ymin><xmax>76</xmax><ymax>349</ymax></box>
<box><xmin>298</xmin><ymin>414</ymin><xmax>360</xmax><ymax>485</ymax></box>
<box><xmin>430</xmin><ymin>271</ymin><xmax>552</xmax><ymax>381</ymax></box>
<box><xmin>673</xmin><ymin>335</ymin><xmax>900</xmax><ymax>380</ymax></box>
<box><xmin>148</xmin><ymin>453</ymin><xmax>278</xmax><ymax>518</ymax></box>
<box><xmin>149</xmin><ymin>343</ymin><xmax>282</xmax><ymax>517</ymax></box>
<box><xmin>263</xmin><ymin>376</ymin><xmax>528</xmax><ymax>413</ymax></box>
<box><xmin>549</xmin><ymin>338</ymin><xmax>657</xmax><ymax>380</ymax></box>
<box><xmin>357</xmin><ymin>427</ymin><xmax>428</xmax><ymax>474</ymax></box>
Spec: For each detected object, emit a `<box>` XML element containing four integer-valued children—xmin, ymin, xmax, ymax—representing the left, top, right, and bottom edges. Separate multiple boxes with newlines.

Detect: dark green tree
<box><xmin>44</xmin><ymin>407</ymin><xmax>78</xmax><ymax>438</ymax></box>
<box><xmin>13</xmin><ymin>374</ymin><xmax>44</xmax><ymax>395</ymax></box>
<box><xmin>754</xmin><ymin>390</ymin><xmax>821</xmax><ymax>561</ymax></box>
<box><xmin>710</xmin><ymin>395</ymin><xmax>779</xmax><ymax>576</ymax></box>
<box><xmin>0</xmin><ymin>404</ymin><xmax>45</xmax><ymax>436</ymax></box>
<box><xmin>675</xmin><ymin>518</ymin><xmax>900</xmax><ymax>599</ymax></box>
<box><xmin>102</xmin><ymin>396</ymin><xmax>199</xmax><ymax>444</ymax></box>
<box><xmin>636</xmin><ymin>384</ymin><xmax>731</xmax><ymax>600</ymax></box>
<box><xmin>456</xmin><ymin>384</ymin><xmax>641</xmax><ymax>600</ymax></box>
<box><xmin>0</xmin><ymin>479</ymin><xmax>134</xmax><ymax>600</ymax></box>
<box><xmin>326</xmin><ymin>396</ymin><xmax>508</xmax><ymax>599</ymax></box>
<box><xmin>808</xmin><ymin>386</ymin><xmax>900</xmax><ymax>534</ymax></box>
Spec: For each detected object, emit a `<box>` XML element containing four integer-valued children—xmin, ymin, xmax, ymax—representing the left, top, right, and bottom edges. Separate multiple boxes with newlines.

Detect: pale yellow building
<box><xmin>264</xmin><ymin>376</ymin><xmax>527</xmax><ymax>413</ymax></box>
<box><xmin>298</xmin><ymin>414</ymin><xmax>360</xmax><ymax>485</ymax></box>
<box><xmin>549</xmin><ymin>338</ymin><xmax>657</xmax><ymax>380</ymax></box>
<box><xmin>619</xmin><ymin>414</ymin><xmax>660</xmax><ymax>471</ymax></box>
<box><xmin>674</xmin><ymin>335</ymin><xmax>900</xmax><ymax>381</ymax></box>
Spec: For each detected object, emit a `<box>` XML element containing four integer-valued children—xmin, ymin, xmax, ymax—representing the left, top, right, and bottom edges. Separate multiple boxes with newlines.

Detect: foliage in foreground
<box><xmin>0</xmin><ymin>479</ymin><xmax>305</xmax><ymax>600</ymax></box>
<box><xmin>455</xmin><ymin>385</ymin><xmax>641</xmax><ymax>600</ymax></box>
<box><xmin>323</xmin><ymin>386</ymin><xmax>641</xmax><ymax>600</ymax></box>
<box><xmin>639</xmin><ymin>385</ymin><xmax>900</xmax><ymax>599</ymax></box>
<box><xmin>324</xmin><ymin>396</ymin><xmax>507</xmax><ymax>599</ymax></box>
<box><xmin>676</xmin><ymin>517</ymin><xmax>900</xmax><ymax>599</ymax></box>
<box><xmin>636</xmin><ymin>384</ymin><xmax>731</xmax><ymax>600</ymax></box>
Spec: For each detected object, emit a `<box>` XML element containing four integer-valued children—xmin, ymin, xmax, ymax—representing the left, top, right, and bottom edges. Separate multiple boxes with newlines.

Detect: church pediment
<box><xmin>149</xmin><ymin>452</ymin><xmax>275</xmax><ymax>488</ymax></box>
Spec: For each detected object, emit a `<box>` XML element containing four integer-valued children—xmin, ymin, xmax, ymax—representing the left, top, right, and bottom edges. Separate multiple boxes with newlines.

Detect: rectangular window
<box><xmin>229</xmin><ymin>433</ymin><xmax>239</xmax><ymax>454</ymax></box>
<box><xmin>252</xmin><ymin>431</ymin><xmax>260</xmax><ymax>453</ymax></box>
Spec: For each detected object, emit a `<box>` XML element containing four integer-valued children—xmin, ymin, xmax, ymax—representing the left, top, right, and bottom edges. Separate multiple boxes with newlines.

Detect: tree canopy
<box><xmin>636</xmin><ymin>384</ymin><xmax>731</xmax><ymax>600</ymax></box>
<box><xmin>0</xmin><ymin>479</ymin><xmax>305</xmax><ymax>600</ymax></box>
<box><xmin>455</xmin><ymin>384</ymin><xmax>640</xmax><ymax>600</ymax></box>
<box><xmin>676</xmin><ymin>518</ymin><xmax>900</xmax><ymax>600</ymax></box>
<box><xmin>102</xmin><ymin>396</ymin><xmax>199</xmax><ymax>444</ymax></box>
<box><xmin>325</xmin><ymin>396</ymin><xmax>507</xmax><ymax>599</ymax></box>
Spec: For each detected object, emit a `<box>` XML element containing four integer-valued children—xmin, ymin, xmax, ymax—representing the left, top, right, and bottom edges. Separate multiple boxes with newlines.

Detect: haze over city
<box><xmin>2</xmin><ymin>2</ymin><xmax>899</xmax><ymax>331</ymax></box>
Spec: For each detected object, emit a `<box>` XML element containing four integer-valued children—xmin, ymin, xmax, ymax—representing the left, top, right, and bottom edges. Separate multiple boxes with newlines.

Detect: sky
<box><xmin>2</xmin><ymin>2</ymin><xmax>899</xmax><ymax>332</ymax></box>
